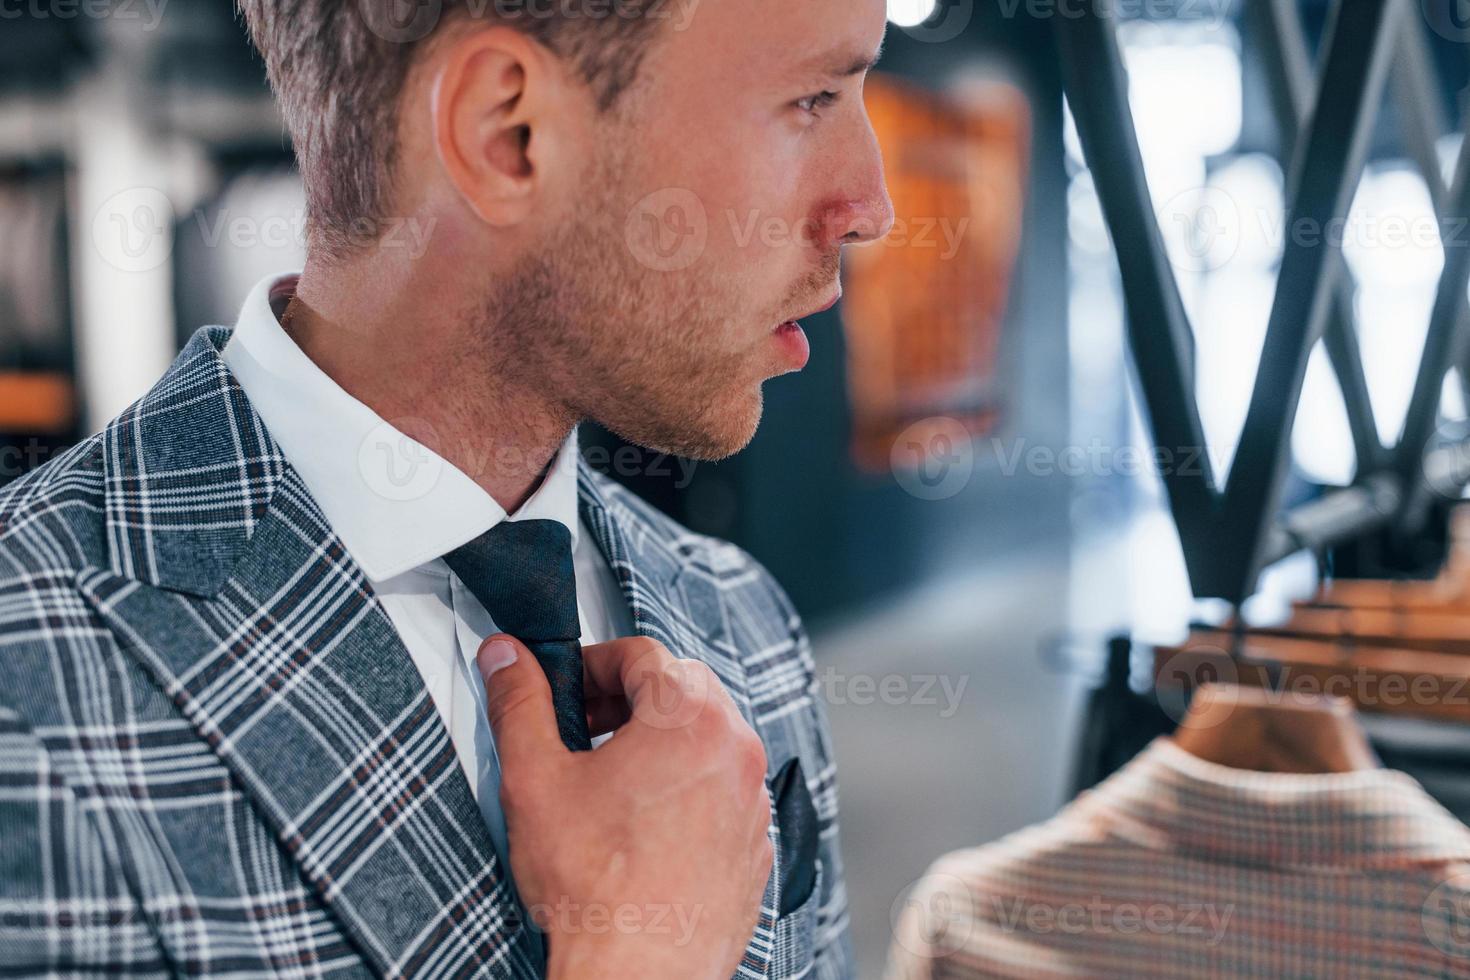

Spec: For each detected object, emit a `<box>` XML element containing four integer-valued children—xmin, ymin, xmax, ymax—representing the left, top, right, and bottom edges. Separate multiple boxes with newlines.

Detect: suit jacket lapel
<box><xmin>576</xmin><ymin>463</ymin><xmax>786</xmax><ymax>977</ymax></box>
<box><xmin>83</xmin><ymin>329</ymin><xmax>532</xmax><ymax>979</ymax></box>
<box><xmin>575</xmin><ymin>463</ymin><xmax>755</xmax><ymax>727</ymax></box>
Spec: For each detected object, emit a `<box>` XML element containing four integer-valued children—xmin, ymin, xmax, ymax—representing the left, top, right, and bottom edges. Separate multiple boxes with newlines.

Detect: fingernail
<box><xmin>478</xmin><ymin>637</ymin><xmax>517</xmax><ymax>680</ymax></box>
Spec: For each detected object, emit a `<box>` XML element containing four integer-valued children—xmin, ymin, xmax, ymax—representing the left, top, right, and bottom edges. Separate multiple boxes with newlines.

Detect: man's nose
<box><xmin>814</xmin><ymin>193</ymin><xmax>896</xmax><ymax>249</ymax></box>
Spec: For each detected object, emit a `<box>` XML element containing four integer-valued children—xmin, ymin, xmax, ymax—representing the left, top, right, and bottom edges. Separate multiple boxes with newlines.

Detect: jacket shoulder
<box><xmin>0</xmin><ymin>436</ymin><xmax>115</xmax><ymax>729</ymax></box>
<box><xmin>0</xmin><ymin>434</ymin><xmax>109</xmax><ymax>585</ymax></box>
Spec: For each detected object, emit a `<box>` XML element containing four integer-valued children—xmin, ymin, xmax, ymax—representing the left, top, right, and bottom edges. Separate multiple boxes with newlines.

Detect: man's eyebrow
<box><xmin>804</xmin><ymin>39</ymin><xmax>886</xmax><ymax>79</ymax></box>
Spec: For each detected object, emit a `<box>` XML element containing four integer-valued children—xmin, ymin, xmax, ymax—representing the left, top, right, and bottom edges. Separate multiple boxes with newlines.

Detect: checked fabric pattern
<box><xmin>888</xmin><ymin>737</ymin><xmax>1470</xmax><ymax>979</ymax></box>
<box><xmin>0</xmin><ymin>326</ymin><xmax>852</xmax><ymax>978</ymax></box>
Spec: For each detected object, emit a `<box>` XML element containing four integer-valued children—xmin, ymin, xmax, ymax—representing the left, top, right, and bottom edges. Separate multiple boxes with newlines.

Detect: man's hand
<box><xmin>478</xmin><ymin>634</ymin><xmax>774</xmax><ymax>980</ymax></box>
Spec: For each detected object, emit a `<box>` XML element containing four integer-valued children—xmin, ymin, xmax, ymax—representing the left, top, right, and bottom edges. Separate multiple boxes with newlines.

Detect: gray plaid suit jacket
<box><xmin>0</xmin><ymin>327</ymin><xmax>852</xmax><ymax>978</ymax></box>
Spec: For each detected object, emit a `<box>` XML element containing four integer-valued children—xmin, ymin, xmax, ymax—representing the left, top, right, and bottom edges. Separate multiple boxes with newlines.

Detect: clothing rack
<box><xmin>1060</xmin><ymin>0</ymin><xmax>1470</xmax><ymax>809</ymax></box>
<box><xmin>1057</xmin><ymin>0</ymin><xmax>1470</xmax><ymax>604</ymax></box>
<box><xmin>1072</xmin><ymin>633</ymin><xmax>1470</xmax><ymax>827</ymax></box>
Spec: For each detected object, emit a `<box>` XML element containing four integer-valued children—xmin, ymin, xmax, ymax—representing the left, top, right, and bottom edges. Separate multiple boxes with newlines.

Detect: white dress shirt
<box><xmin>222</xmin><ymin>273</ymin><xmax>635</xmax><ymax>800</ymax></box>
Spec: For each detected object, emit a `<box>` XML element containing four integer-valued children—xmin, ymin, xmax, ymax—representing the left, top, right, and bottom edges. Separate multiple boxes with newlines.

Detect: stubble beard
<box><xmin>480</xmin><ymin>151</ymin><xmax>767</xmax><ymax>463</ymax></box>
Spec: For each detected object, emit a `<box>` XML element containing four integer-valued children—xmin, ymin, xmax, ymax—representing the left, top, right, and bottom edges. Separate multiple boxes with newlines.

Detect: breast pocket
<box><xmin>769</xmin><ymin>755</ymin><xmax>822</xmax><ymax>978</ymax></box>
<box><xmin>770</xmin><ymin>858</ymin><xmax>822</xmax><ymax>979</ymax></box>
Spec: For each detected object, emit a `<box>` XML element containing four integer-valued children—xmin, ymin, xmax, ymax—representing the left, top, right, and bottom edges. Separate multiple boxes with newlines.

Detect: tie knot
<box><xmin>442</xmin><ymin>519</ymin><xmax>581</xmax><ymax>643</ymax></box>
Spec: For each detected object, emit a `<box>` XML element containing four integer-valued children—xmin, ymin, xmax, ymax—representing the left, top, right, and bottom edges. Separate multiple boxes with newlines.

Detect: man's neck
<box><xmin>284</xmin><ymin>265</ymin><xmax>576</xmax><ymax>514</ymax></box>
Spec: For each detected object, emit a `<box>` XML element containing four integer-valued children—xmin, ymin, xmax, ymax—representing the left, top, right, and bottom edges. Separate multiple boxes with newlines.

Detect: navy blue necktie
<box><xmin>444</xmin><ymin>519</ymin><xmax>592</xmax><ymax>752</ymax></box>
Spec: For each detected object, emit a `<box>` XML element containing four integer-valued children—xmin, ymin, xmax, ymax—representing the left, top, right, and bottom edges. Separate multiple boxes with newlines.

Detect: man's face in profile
<box><xmin>484</xmin><ymin>0</ymin><xmax>894</xmax><ymax>462</ymax></box>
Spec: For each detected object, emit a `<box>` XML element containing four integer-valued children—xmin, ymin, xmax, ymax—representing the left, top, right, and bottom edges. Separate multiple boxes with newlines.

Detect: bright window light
<box><xmin>1344</xmin><ymin>166</ymin><xmax>1444</xmax><ymax>287</ymax></box>
<box><xmin>1293</xmin><ymin>343</ymin><xmax>1357</xmax><ymax>487</ymax></box>
<box><xmin>888</xmin><ymin>0</ymin><xmax>939</xmax><ymax>27</ymax></box>
<box><xmin>1121</xmin><ymin>22</ymin><xmax>1244</xmax><ymax>160</ymax></box>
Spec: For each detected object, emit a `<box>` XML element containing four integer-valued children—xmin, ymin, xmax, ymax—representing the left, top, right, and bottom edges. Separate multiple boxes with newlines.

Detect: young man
<box><xmin>0</xmin><ymin>0</ymin><xmax>893</xmax><ymax>976</ymax></box>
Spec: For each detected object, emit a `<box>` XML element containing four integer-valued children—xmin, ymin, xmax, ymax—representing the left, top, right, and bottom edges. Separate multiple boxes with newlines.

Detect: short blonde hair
<box><xmin>237</xmin><ymin>0</ymin><xmax>667</xmax><ymax>257</ymax></box>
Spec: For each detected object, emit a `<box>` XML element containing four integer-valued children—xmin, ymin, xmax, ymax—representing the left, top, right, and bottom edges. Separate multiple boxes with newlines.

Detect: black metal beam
<box><xmin>1394</xmin><ymin>132</ymin><xmax>1470</xmax><ymax>530</ymax></box>
<box><xmin>1260</xmin><ymin>474</ymin><xmax>1402</xmax><ymax>566</ymax></box>
<box><xmin>1249</xmin><ymin>0</ymin><xmax>1385</xmax><ymax>475</ymax></box>
<box><xmin>1214</xmin><ymin>0</ymin><xmax>1402</xmax><ymax>602</ymax></box>
<box><xmin>1394</xmin><ymin>20</ymin><xmax>1470</xmax><ymax>416</ymax></box>
<box><xmin>1055</xmin><ymin>0</ymin><xmax>1470</xmax><ymax>604</ymax></box>
<box><xmin>1393</xmin><ymin>17</ymin><xmax>1450</xmax><ymax>206</ymax></box>
<box><xmin>1054</xmin><ymin>0</ymin><xmax>1221</xmax><ymax>589</ymax></box>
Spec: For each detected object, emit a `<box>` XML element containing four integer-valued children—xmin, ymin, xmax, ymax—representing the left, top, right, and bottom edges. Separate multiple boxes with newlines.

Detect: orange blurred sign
<box><xmin>843</xmin><ymin>73</ymin><xmax>1030</xmax><ymax>472</ymax></box>
<box><xmin>0</xmin><ymin>372</ymin><xmax>74</xmax><ymax>435</ymax></box>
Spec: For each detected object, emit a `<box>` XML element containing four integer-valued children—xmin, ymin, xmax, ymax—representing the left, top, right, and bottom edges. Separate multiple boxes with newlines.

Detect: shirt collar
<box><xmin>221</xmin><ymin>272</ymin><xmax>582</xmax><ymax>582</ymax></box>
<box><xmin>1076</xmin><ymin>736</ymin><xmax>1470</xmax><ymax>870</ymax></box>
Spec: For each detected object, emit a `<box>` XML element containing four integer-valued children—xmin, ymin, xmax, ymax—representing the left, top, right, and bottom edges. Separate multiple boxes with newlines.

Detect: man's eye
<box><xmin>796</xmin><ymin>91</ymin><xmax>841</xmax><ymax>115</ymax></box>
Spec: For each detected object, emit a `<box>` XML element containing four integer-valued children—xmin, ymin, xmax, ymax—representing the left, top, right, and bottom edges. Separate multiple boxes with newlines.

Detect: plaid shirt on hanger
<box><xmin>889</xmin><ymin>736</ymin><xmax>1470</xmax><ymax>979</ymax></box>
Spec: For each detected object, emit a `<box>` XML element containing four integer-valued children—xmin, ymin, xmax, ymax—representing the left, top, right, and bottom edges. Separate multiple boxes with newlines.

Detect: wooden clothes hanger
<box><xmin>1250</xmin><ymin>605</ymin><xmax>1470</xmax><ymax>655</ymax></box>
<box><xmin>1157</xmin><ymin>628</ymin><xmax>1470</xmax><ymax>724</ymax></box>
<box><xmin>1155</xmin><ymin>627</ymin><xmax>1470</xmax><ymax>771</ymax></box>
<box><xmin>1303</xmin><ymin>577</ymin><xmax>1470</xmax><ymax>613</ymax></box>
<box><xmin>1153</xmin><ymin>516</ymin><xmax>1470</xmax><ymax>774</ymax></box>
<box><xmin>1171</xmin><ymin>681</ymin><xmax>1377</xmax><ymax>774</ymax></box>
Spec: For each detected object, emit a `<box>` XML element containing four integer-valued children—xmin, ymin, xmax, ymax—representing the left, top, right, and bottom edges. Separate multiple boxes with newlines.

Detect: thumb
<box><xmin>477</xmin><ymin>634</ymin><xmax>565</xmax><ymax>766</ymax></box>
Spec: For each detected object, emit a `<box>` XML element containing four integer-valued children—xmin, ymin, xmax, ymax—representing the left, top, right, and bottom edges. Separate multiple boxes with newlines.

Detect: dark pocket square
<box><xmin>771</xmin><ymin>757</ymin><xmax>819</xmax><ymax>916</ymax></box>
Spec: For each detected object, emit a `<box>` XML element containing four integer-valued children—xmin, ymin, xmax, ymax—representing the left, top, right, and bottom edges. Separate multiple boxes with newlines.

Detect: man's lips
<box><xmin>804</xmin><ymin>293</ymin><xmax>841</xmax><ymax>319</ymax></box>
<box><xmin>773</xmin><ymin>320</ymin><xmax>810</xmax><ymax>369</ymax></box>
<box><xmin>771</xmin><ymin>292</ymin><xmax>838</xmax><ymax>371</ymax></box>
<box><xmin>776</xmin><ymin>292</ymin><xmax>842</xmax><ymax>330</ymax></box>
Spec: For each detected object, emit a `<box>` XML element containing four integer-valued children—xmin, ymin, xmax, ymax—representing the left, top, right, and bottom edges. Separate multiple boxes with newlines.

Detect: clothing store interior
<box><xmin>8</xmin><ymin>0</ymin><xmax>1470</xmax><ymax>976</ymax></box>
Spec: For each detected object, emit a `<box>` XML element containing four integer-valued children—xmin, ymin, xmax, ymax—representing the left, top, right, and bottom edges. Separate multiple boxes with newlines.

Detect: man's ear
<box><xmin>431</xmin><ymin>27</ymin><xmax>563</xmax><ymax>228</ymax></box>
